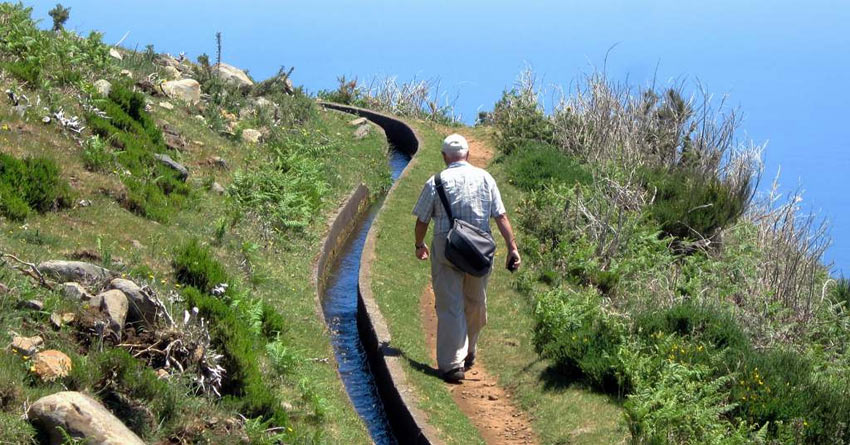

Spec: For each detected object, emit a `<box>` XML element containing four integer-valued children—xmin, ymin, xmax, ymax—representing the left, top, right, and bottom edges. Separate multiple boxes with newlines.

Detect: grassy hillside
<box><xmin>0</xmin><ymin>4</ymin><xmax>390</xmax><ymax>443</ymax></box>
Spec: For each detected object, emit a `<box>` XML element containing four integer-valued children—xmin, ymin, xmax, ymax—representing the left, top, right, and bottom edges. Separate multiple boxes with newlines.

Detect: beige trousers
<box><xmin>430</xmin><ymin>235</ymin><xmax>489</xmax><ymax>372</ymax></box>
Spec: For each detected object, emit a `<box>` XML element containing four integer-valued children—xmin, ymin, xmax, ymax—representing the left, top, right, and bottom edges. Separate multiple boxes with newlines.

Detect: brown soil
<box><xmin>420</xmin><ymin>131</ymin><xmax>538</xmax><ymax>444</ymax></box>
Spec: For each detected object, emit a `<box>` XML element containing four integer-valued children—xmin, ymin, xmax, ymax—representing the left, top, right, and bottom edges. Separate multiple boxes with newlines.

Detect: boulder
<box><xmin>60</xmin><ymin>282</ymin><xmax>91</xmax><ymax>301</ymax></box>
<box><xmin>159</xmin><ymin>79</ymin><xmax>200</xmax><ymax>105</ymax></box>
<box><xmin>212</xmin><ymin>62</ymin><xmax>254</xmax><ymax>88</ymax></box>
<box><xmin>348</xmin><ymin>117</ymin><xmax>368</xmax><ymax>127</ymax></box>
<box><xmin>32</xmin><ymin>350</ymin><xmax>72</xmax><ymax>381</ymax></box>
<box><xmin>107</xmin><ymin>278</ymin><xmax>158</xmax><ymax>326</ymax></box>
<box><xmin>10</xmin><ymin>335</ymin><xmax>43</xmax><ymax>356</ymax></box>
<box><xmin>241</xmin><ymin>128</ymin><xmax>262</xmax><ymax>144</ymax></box>
<box><xmin>19</xmin><ymin>299</ymin><xmax>44</xmax><ymax>310</ymax></box>
<box><xmin>93</xmin><ymin>79</ymin><xmax>111</xmax><ymax>97</ymax></box>
<box><xmin>163</xmin><ymin>65</ymin><xmax>182</xmax><ymax>80</ymax></box>
<box><xmin>37</xmin><ymin>261</ymin><xmax>111</xmax><ymax>286</ymax></box>
<box><xmin>158</xmin><ymin>101</ymin><xmax>174</xmax><ymax>110</ymax></box>
<box><xmin>353</xmin><ymin>124</ymin><xmax>371</xmax><ymax>140</ymax></box>
<box><xmin>28</xmin><ymin>391</ymin><xmax>145</xmax><ymax>445</ymax></box>
<box><xmin>91</xmin><ymin>290</ymin><xmax>129</xmax><ymax>333</ymax></box>
<box><xmin>153</xmin><ymin>153</ymin><xmax>189</xmax><ymax>181</ymax></box>
<box><xmin>108</xmin><ymin>47</ymin><xmax>122</xmax><ymax>61</ymax></box>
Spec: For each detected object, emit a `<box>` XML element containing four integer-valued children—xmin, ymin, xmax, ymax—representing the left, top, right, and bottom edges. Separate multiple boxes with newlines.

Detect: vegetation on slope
<box><xmin>494</xmin><ymin>69</ymin><xmax>845</xmax><ymax>443</ymax></box>
<box><xmin>0</xmin><ymin>3</ymin><xmax>391</xmax><ymax>443</ymax></box>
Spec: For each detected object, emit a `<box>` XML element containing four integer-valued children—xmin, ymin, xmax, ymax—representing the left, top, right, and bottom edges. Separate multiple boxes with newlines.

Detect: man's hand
<box><xmin>506</xmin><ymin>249</ymin><xmax>521</xmax><ymax>271</ymax></box>
<box><xmin>416</xmin><ymin>245</ymin><xmax>430</xmax><ymax>260</ymax></box>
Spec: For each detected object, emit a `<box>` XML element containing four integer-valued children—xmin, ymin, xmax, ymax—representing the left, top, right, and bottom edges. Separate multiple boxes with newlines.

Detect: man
<box><xmin>412</xmin><ymin>133</ymin><xmax>521</xmax><ymax>383</ymax></box>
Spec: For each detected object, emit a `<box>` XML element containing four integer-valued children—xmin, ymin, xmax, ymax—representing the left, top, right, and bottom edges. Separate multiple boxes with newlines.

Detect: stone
<box><xmin>158</xmin><ymin>101</ymin><xmax>174</xmax><ymax>110</ymax></box>
<box><xmin>32</xmin><ymin>350</ymin><xmax>72</xmax><ymax>381</ymax></box>
<box><xmin>119</xmin><ymin>69</ymin><xmax>132</xmax><ymax>77</ymax></box>
<box><xmin>19</xmin><ymin>299</ymin><xmax>44</xmax><ymax>310</ymax></box>
<box><xmin>156</xmin><ymin>368</ymin><xmax>169</xmax><ymax>379</ymax></box>
<box><xmin>159</xmin><ymin>79</ymin><xmax>201</xmax><ymax>105</ymax></box>
<box><xmin>108</xmin><ymin>47</ymin><xmax>123</xmax><ymax>60</ymax></box>
<box><xmin>93</xmin><ymin>79</ymin><xmax>111</xmax><ymax>97</ymax></box>
<box><xmin>353</xmin><ymin>124</ymin><xmax>370</xmax><ymax>140</ymax></box>
<box><xmin>153</xmin><ymin>153</ymin><xmax>189</xmax><ymax>181</ymax></box>
<box><xmin>163</xmin><ymin>65</ymin><xmax>182</xmax><ymax>80</ymax></box>
<box><xmin>10</xmin><ymin>336</ymin><xmax>43</xmax><ymax>356</ymax></box>
<box><xmin>130</xmin><ymin>240</ymin><xmax>144</xmax><ymax>249</ymax></box>
<box><xmin>91</xmin><ymin>290</ymin><xmax>129</xmax><ymax>333</ymax></box>
<box><xmin>211</xmin><ymin>182</ymin><xmax>225</xmax><ymax>195</ymax></box>
<box><xmin>37</xmin><ymin>261</ymin><xmax>111</xmax><ymax>286</ymax></box>
<box><xmin>241</xmin><ymin>128</ymin><xmax>262</xmax><ymax>144</ymax></box>
<box><xmin>28</xmin><ymin>391</ymin><xmax>145</xmax><ymax>445</ymax></box>
<box><xmin>212</xmin><ymin>62</ymin><xmax>254</xmax><ymax>88</ymax></box>
<box><xmin>60</xmin><ymin>282</ymin><xmax>91</xmax><ymax>301</ymax></box>
<box><xmin>253</xmin><ymin>97</ymin><xmax>273</xmax><ymax>108</ymax></box>
<box><xmin>107</xmin><ymin>278</ymin><xmax>158</xmax><ymax>326</ymax></box>
<box><xmin>50</xmin><ymin>312</ymin><xmax>75</xmax><ymax>329</ymax></box>
<box><xmin>348</xmin><ymin>117</ymin><xmax>368</xmax><ymax>127</ymax></box>
<box><xmin>161</xmin><ymin>124</ymin><xmax>187</xmax><ymax>151</ymax></box>
<box><xmin>210</xmin><ymin>156</ymin><xmax>229</xmax><ymax>169</ymax></box>
<box><xmin>194</xmin><ymin>114</ymin><xmax>207</xmax><ymax>124</ymax></box>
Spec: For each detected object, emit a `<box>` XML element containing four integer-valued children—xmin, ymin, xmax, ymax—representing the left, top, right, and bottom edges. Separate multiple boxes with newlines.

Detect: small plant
<box><xmin>81</xmin><ymin>135</ymin><xmax>111</xmax><ymax>171</ymax></box>
<box><xmin>173</xmin><ymin>239</ymin><xmax>230</xmax><ymax>294</ymax></box>
<box><xmin>504</xmin><ymin>141</ymin><xmax>592</xmax><ymax>190</ymax></box>
<box><xmin>48</xmin><ymin>4</ymin><xmax>70</xmax><ymax>32</ymax></box>
<box><xmin>0</xmin><ymin>153</ymin><xmax>73</xmax><ymax>220</ymax></box>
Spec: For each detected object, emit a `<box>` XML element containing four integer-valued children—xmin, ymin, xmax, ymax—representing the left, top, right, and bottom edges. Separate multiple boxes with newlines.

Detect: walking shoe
<box><xmin>441</xmin><ymin>367</ymin><xmax>465</xmax><ymax>383</ymax></box>
<box><xmin>464</xmin><ymin>352</ymin><xmax>476</xmax><ymax>371</ymax></box>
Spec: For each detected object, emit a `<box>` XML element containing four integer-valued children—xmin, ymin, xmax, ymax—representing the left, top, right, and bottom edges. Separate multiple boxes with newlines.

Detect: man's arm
<box><xmin>414</xmin><ymin>218</ymin><xmax>430</xmax><ymax>260</ymax></box>
<box><xmin>495</xmin><ymin>213</ymin><xmax>521</xmax><ymax>270</ymax></box>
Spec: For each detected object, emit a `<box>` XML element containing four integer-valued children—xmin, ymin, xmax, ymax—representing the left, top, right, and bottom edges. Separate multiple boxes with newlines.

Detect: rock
<box><xmin>153</xmin><ymin>153</ymin><xmax>189</xmax><ymax>181</ymax></box>
<box><xmin>159</xmin><ymin>79</ymin><xmax>201</xmax><ymax>105</ymax></box>
<box><xmin>93</xmin><ymin>79</ymin><xmax>111</xmax><ymax>97</ymax></box>
<box><xmin>162</xmin><ymin>65</ymin><xmax>181</xmax><ymax>80</ymax></box>
<box><xmin>130</xmin><ymin>240</ymin><xmax>144</xmax><ymax>249</ymax></box>
<box><xmin>119</xmin><ymin>69</ymin><xmax>132</xmax><ymax>77</ymax></box>
<box><xmin>108</xmin><ymin>47</ymin><xmax>122</xmax><ymax>60</ymax></box>
<box><xmin>0</xmin><ymin>283</ymin><xmax>8</xmax><ymax>294</ymax></box>
<box><xmin>10</xmin><ymin>335</ymin><xmax>43</xmax><ymax>356</ymax></box>
<box><xmin>32</xmin><ymin>350</ymin><xmax>72</xmax><ymax>381</ymax></box>
<box><xmin>60</xmin><ymin>282</ymin><xmax>91</xmax><ymax>301</ymax></box>
<box><xmin>107</xmin><ymin>278</ymin><xmax>158</xmax><ymax>326</ymax></box>
<box><xmin>488</xmin><ymin>394</ymin><xmax>499</xmax><ymax>401</ymax></box>
<box><xmin>238</xmin><ymin>107</ymin><xmax>254</xmax><ymax>120</ymax></box>
<box><xmin>12</xmin><ymin>104</ymin><xmax>28</xmax><ymax>117</ymax></box>
<box><xmin>220</xmin><ymin>109</ymin><xmax>237</xmax><ymax>123</ymax></box>
<box><xmin>211</xmin><ymin>182</ymin><xmax>225</xmax><ymax>195</ymax></box>
<box><xmin>194</xmin><ymin>114</ymin><xmax>207</xmax><ymax>124</ymax></box>
<box><xmin>49</xmin><ymin>312</ymin><xmax>75</xmax><ymax>329</ymax></box>
<box><xmin>156</xmin><ymin>368</ymin><xmax>169</xmax><ymax>379</ymax></box>
<box><xmin>348</xmin><ymin>117</ymin><xmax>368</xmax><ymax>127</ymax></box>
<box><xmin>212</xmin><ymin>62</ymin><xmax>254</xmax><ymax>88</ymax></box>
<box><xmin>253</xmin><ymin>97</ymin><xmax>273</xmax><ymax>108</ymax></box>
<box><xmin>135</xmin><ymin>79</ymin><xmax>160</xmax><ymax>96</ymax></box>
<box><xmin>353</xmin><ymin>124</ymin><xmax>370</xmax><ymax>140</ymax></box>
<box><xmin>160</xmin><ymin>124</ymin><xmax>187</xmax><ymax>151</ymax></box>
<box><xmin>158</xmin><ymin>101</ymin><xmax>174</xmax><ymax>110</ymax></box>
<box><xmin>28</xmin><ymin>391</ymin><xmax>145</xmax><ymax>445</ymax></box>
<box><xmin>91</xmin><ymin>290</ymin><xmax>129</xmax><ymax>333</ymax></box>
<box><xmin>19</xmin><ymin>299</ymin><xmax>44</xmax><ymax>310</ymax></box>
<box><xmin>210</xmin><ymin>156</ymin><xmax>229</xmax><ymax>169</ymax></box>
<box><xmin>154</xmin><ymin>53</ymin><xmax>181</xmax><ymax>70</ymax></box>
<box><xmin>193</xmin><ymin>140</ymin><xmax>205</xmax><ymax>147</ymax></box>
<box><xmin>37</xmin><ymin>261</ymin><xmax>111</xmax><ymax>286</ymax></box>
<box><xmin>241</xmin><ymin>128</ymin><xmax>262</xmax><ymax>144</ymax></box>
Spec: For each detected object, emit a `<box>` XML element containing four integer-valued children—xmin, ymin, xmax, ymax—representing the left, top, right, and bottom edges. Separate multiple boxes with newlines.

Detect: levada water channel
<box><xmin>321</xmin><ymin>117</ymin><xmax>412</xmax><ymax>444</ymax></box>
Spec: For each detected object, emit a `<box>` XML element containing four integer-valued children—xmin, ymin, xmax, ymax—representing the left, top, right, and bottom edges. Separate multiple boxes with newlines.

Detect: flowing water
<box><xmin>321</xmin><ymin>148</ymin><xmax>411</xmax><ymax>444</ymax></box>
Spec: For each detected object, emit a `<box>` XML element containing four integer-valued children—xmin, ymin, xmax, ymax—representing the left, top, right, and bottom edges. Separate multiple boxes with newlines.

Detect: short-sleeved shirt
<box><xmin>412</xmin><ymin>161</ymin><xmax>506</xmax><ymax>235</ymax></box>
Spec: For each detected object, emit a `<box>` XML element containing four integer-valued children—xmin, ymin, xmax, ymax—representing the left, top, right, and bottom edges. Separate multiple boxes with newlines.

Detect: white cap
<box><xmin>441</xmin><ymin>134</ymin><xmax>469</xmax><ymax>155</ymax></box>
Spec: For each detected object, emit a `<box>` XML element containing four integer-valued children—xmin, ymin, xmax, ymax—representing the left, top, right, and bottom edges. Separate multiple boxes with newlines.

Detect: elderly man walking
<box><xmin>412</xmin><ymin>134</ymin><xmax>521</xmax><ymax>383</ymax></box>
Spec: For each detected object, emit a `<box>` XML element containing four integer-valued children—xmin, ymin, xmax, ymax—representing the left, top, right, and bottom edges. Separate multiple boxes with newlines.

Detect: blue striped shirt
<box><xmin>412</xmin><ymin>161</ymin><xmax>506</xmax><ymax>235</ymax></box>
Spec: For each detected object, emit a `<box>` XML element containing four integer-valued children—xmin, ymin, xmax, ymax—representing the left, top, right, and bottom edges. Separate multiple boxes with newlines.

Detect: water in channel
<box><xmin>321</xmin><ymin>148</ymin><xmax>410</xmax><ymax>444</ymax></box>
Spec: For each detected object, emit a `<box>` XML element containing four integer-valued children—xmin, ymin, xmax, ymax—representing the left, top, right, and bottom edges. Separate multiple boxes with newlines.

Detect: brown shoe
<box><xmin>442</xmin><ymin>367</ymin><xmax>465</xmax><ymax>383</ymax></box>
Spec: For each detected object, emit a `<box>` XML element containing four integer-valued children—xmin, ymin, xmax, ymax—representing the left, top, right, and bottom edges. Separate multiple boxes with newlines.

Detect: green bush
<box><xmin>492</xmin><ymin>87</ymin><xmax>555</xmax><ymax>155</ymax></box>
<box><xmin>635</xmin><ymin>302</ymin><xmax>749</xmax><ymax>352</ymax></box>
<box><xmin>533</xmin><ymin>288</ymin><xmax>627</xmax><ymax>392</ymax></box>
<box><xmin>88</xmin><ymin>82</ymin><xmax>189</xmax><ymax>221</ymax></box>
<box><xmin>0</xmin><ymin>153</ymin><xmax>72</xmax><ymax>220</ymax></box>
<box><xmin>643</xmin><ymin>167</ymin><xmax>749</xmax><ymax>242</ymax></box>
<box><xmin>172</xmin><ymin>239</ymin><xmax>231</xmax><ymax>294</ymax></box>
<box><xmin>504</xmin><ymin>141</ymin><xmax>592</xmax><ymax>190</ymax></box>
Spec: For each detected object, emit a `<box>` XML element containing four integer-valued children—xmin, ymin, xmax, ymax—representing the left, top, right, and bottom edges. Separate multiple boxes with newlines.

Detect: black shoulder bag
<box><xmin>434</xmin><ymin>172</ymin><xmax>496</xmax><ymax>277</ymax></box>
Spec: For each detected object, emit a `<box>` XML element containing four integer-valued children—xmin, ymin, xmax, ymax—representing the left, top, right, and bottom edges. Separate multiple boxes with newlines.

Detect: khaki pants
<box><xmin>430</xmin><ymin>235</ymin><xmax>489</xmax><ymax>372</ymax></box>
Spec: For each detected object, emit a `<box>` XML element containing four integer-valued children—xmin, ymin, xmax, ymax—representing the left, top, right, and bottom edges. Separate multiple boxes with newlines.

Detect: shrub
<box><xmin>643</xmin><ymin>167</ymin><xmax>750</xmax><ymax>242</ymax></box>
<box><xmin>533</xmin><ymin>288</ymin><xmax>627</xmax><ymax>392</ymax></box>
<box><xmin>173</xmin><ymin>239</ymin><xmax>230</xmax><ymax>294</ymax></box>
<box><xmin>0</xmin><ymin>153</ymin><xmax>72</xmax><ymax>220</ymax></box>
<box><xmin>635</xmin><ymin>302</ymin><xmax>749</xmax><ymax>352</ymax></box>
<box><xmin>81</xmin><ymin>135</ymin><xmax>111</xmax><ymax>171</ymax></box>
<box><xmin>88</xmin><ymin>82</ymin><xmax>189</xmax><ymax>221</ymax></box>
<box><xmin>504</xmin><ymin>141</ymin><xmax>592</xmax><ymax>191</ymax></box>
<box><xmin>491</xmin><ymin>75</ymin><xmax>555</xmax><ymax>155</ymax></box>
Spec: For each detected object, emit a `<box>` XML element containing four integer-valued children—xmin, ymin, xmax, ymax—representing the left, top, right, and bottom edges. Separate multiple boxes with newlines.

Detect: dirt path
<box><xmin>420</xmin><ymin>131</ymin><xmax>539</xmax><ymax>444</ymax></box>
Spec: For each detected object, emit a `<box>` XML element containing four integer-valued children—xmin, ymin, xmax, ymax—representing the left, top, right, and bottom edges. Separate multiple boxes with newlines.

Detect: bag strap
<box><xmin>434</xmin><ymin>172</ymin><xmax>455</xmax><ymax>222</ymax></box>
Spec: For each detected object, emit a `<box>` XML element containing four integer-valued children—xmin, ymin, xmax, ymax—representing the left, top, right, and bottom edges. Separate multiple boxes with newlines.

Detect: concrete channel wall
<box><xmin>318</xmin><ymin>102</ymin><xmax>442</xmax><ymax>444</ymax></box>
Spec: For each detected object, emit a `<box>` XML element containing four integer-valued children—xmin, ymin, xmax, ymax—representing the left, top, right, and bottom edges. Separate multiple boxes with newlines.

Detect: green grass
<box><xmin>369</xmin><ymin>124</ymin><xmax>628</xmax><ymax>444</ymax></box>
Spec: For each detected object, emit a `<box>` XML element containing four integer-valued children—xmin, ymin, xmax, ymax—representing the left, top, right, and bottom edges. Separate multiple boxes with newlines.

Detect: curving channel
<box><xmin>320</xmin><ymin>104</ymin><xmax>415</xmax><ymax>444</ymax></box>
